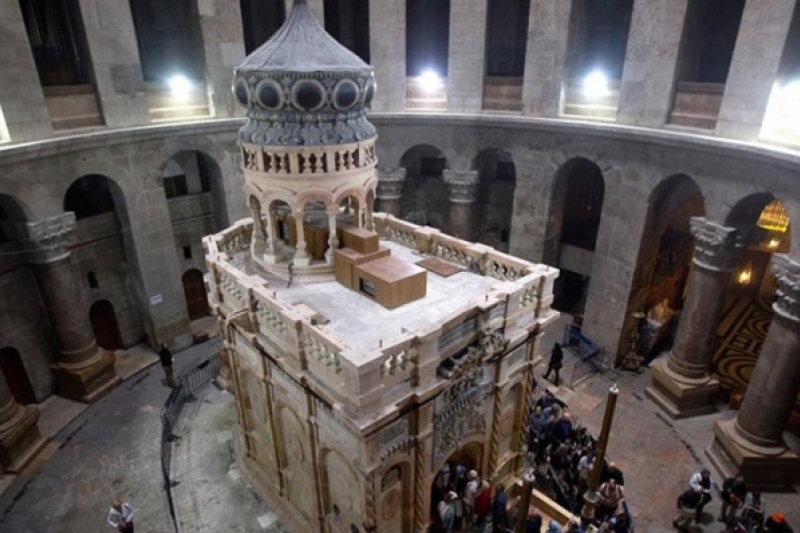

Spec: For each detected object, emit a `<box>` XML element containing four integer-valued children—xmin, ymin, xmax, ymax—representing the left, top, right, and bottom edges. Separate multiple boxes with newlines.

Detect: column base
<box><xmin>51</xmin><ymin>349</ymin><xmax>121</xmax><ymax>403</ymax></box>
<box><xmin>706</xmin><ymin>419</ymin><xmax>800</xmax><ymax>492</ymax></box>
<box><xmin>0</xmin><ymin>405</ymin><xmax>49</xmax><ymax>474</ymax></box>
<box><xmin>645</xmin><ymin>360</ymin><xmax>720</xmax><ymax>419</ymax></box>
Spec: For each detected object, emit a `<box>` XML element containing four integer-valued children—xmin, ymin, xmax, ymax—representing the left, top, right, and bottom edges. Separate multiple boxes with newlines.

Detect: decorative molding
<box><xmin>432</xmin><ymin>369</ymin><xmax>487</xmax><ymax>468</ymax></box>
<box><xmin>443</xmin><ymin>170</ymin><xmax>479</xmax><ymax>204</ymax></box>
<box><xmin>376</xmin><ymin>168</ymin><xmax>407</xmax><ymax>200</ymax></box>
<box><xmin>24</xmin><ymin>213</ymin><xmax>76</xmax><ymax>249</ymax></box>
<box><xmin>690</xmin><ymin>217</ymin><xmax>742</xmax><ymax>272</ymax></box>
<box><xmin>379</xmin><ymin>418</ymin><xmax>409</xmax><ymax>454</ymax></box>
<box><xmin>772</xmin><ymin>255</ymin><xmax>800</xmax><ymax>323</ymax></box>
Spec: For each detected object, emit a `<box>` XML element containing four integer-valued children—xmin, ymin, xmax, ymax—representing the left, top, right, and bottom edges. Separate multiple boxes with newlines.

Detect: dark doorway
<box><xmin>0</xmin><ymin>347</ymin><xmax>37</xmax><ymax>405</ymax></box>
<box><xmin>182</xmin><ymin>269</ymin><xmax>209</xmax><ymax>319</ymax></box>
<box><xmin>90</xmin><ymin>300</ymin><xmax>122</xmax><ymax>351</ymax></box>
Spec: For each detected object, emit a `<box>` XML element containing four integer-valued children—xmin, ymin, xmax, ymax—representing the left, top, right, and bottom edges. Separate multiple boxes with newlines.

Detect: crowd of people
<box><xmin>674</xmin><ymin>468</ymin><xmax>794</xmax><ymax>533</ymax></box>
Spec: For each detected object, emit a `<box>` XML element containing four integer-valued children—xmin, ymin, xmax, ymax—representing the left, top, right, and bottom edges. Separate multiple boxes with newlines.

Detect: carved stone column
<box><xmin>25</xmin><ymin>213</ymin><xmax>121</xmax><ymax>402</ymax></box>
<box><xmin>443</xmin><ymin>170</ymin><xmax>479</xmax><ymax>241</ymax></box>
<box><xmin>250</xmin><ymin>203</ymin><xmax>266</xmax><ymax>257</ymax></box>
<box><xmin>0</xmin><ymin>368</ymin><xmax>48</xmax><ymax>473</ymax></box>
<box><xmin>646</xmin><ymin>218</ymin><xmax>741</xmax><ymax>418</ymax></box>
<box><xmin>325</xmin><ymin>206</ymin><xmax>339</xmax><ymax>264</ymax></box>
<box><xmin>707</xmin><ymin>255</ymin><xmax>800</xmax><ymax>490</ymax></box>
<box><xmin>293</xmin><ymin>209</ymin><xmax>310</xmax><ymax>267</ymax></box>
<box><xmin>376</xmin><ymin>168</ymin><xmax>407</xmax><ymax>217</ymax></box>
<box><xmin>264</xmin><ymin>202</ymin><xmax>282</xmax><ymax>264</ymax></box>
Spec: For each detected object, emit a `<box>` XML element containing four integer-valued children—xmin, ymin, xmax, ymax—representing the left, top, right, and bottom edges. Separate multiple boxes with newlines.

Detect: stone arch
<box><xmin>399</xmin><ymin>144</ymin><xmax>449</xmax><ymax>228</ymax></box>
<box><xmin>377</xmin><ymin>458</ymin><xmax>412</xmax><ymax>533</ymax></box>
<box><xmin>471</xmin><ymin>148</ymin><xmax>516</xmax><ymax>251</ymax></box>
<box><xmin>320</xmin><ymin>447</ymin><xmax>363</xmax><ymax>528</ymax></box>
<box><xmin>725</xmin><ymin>193</ymin><xmax>791</xmax><ymax>251</ymax></box>
<box><xmin>162</xmin><ymin>149</ymin><xmax>228</xmax><ymax>230</ymax></box>
<box><xmin>89</xmin><ymin>299</ymin><xmax>122</xmax><ymax>351</ymax></box>
<box><xmin>0</xmin><ymin>194</ymin><xmax>31</xmax><ymax>243</ymax></box>
<box><xmin>64</xmin><ymin>174</ymin><xmax>118</xmax><ymax>221</ymax></box>
<box><xmin>623</xmin><ymin>174</ymin><xmax>705</xmax><ymax>365</ymax></box>
<box><xmin>544</xmin><ymin>156</ymin><xmax>606</xmax><ymax>315</ymax></box>
<box><xmin>429</xmin><ymin>437</ymin><xmax>484</xmax><ymax>530</ymax></box>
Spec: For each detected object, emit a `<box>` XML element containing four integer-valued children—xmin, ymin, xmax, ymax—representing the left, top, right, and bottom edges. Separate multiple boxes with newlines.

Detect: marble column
<box><xmin>716</xmin><ymin>0</ymin><xmax>798</xmax><ymax>140</ymax></box>
<box><xmin>617</xmin><ymin>0</ymin><xmax>688</xmax><ymax>127</ymax></box>
<box><xmin>369</xmin><ymin>0</ymin><xmax>406</xmax><ymax>112</ymax></box>
<box><xmin>708</xmin><ymin>255</ymin><xmax>800</xmax><ymax>490</ymax></box>
<box><xmin>447</xmin><ymin>0</ymin><xmax>489</xmax><ymax>113</ymax></box>
<box><xmin>293</xmin><ymin>209</ymin><xmax>310</xmax><ymax>267</ymax></box>
<box><xmin>78</xmin><ymin>0</ymin><xmax>149</xmax><ymax>127</ymax></box>
<box><xmin>250</xmin><ymin>203</ymin><xmax>266</xmax><ymax>257</ymax></box>
<box><xmin>0</xmin><ymin>0</ymin><xmax>53</xmax><ymax>141</ymax></box>
<box><xmin>326</xmin><ymin>206</ymin><xmax>339</xmax><ymax>264</ymax></box>
<box><xmin>646</xmin><ymin>218</ymin><xmax>741</xmax><ymax>419</ymax></box>
<box><xmin>0</xmin><ymin>369</ymin><xmax>48</xmax><ymax>474</ymax></box>
<box><xmin>25</xmin><ymin>214</ymin><xmax>121</xmax><ymax>403</ymax></box>
<box><xmin>443</xmin><ymin>170</ymin><xmax>479</xmax><ymax>240</ymax></box>
<box><xmin>521</xmin><ymin>0</ymin><xmax>573</xmax><ymax>117</ymax></box>
<box><xmin>376</xmin><ymin>168</ymin><xmax>407</xmax><ymax>217</ymax></box>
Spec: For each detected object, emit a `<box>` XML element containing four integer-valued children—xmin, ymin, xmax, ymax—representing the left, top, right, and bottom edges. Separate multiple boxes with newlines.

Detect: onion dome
<box><xmin>232</xmin><ymin>0</ymin><xmax>377</xmax><ymax>147</ymax></box>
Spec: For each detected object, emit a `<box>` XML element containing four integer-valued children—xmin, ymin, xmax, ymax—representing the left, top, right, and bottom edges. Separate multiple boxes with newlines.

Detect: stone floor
<box><xmin>1</xmin><ymin>332</ymin><xmax>799</xmax><ymax>533</ymax></box>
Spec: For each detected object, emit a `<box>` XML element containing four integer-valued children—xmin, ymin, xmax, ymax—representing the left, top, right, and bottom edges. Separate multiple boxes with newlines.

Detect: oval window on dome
<box><xmin>292</xmin><ymin>80</ymin><xmax>326</xmax><ymax>112</ymax></box>
<box><xmin>256</xmin><ymin>79</ymin><xmax>284</xmax><ymax>110</ymax></box>
<box><xmin>363</xmin><ymin>80</ymin><xmax>375</xmax><ymax>106</ymax></box>
<box><xmin>333</xmin><ymin>79</ymin><xmax>360</xmax><ymax>110</ymax></box>
<box><xmin>233</xmin><ymin>78</ymin><xmax>250</xmax><ymax>107</ymax></box>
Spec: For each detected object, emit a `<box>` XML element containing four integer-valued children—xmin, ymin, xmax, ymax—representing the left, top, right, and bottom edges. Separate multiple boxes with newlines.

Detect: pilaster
<box><xmin>447</xmin><ymin>0</ymin><xmax>489</xmax><ymax>113</ymax></box>
<box><xmin>369</xmin><ymin>0</ymin><xmax>406</xmax><ymax>112</ymax></box>
<box><xmin>646</xmin><ymin>218</ymin><xmax>741</xmax><ymax>419</ymax></box>
<box><xmin>78</xmin><ymin>0</ymin><xmax>150</xmax><ymax>127</ymax></box>
<box><xmin>617</xmin><ymin>0</ymin><xmax>688</xmax><ymax>127</ymax></box>
<box><xmin>197</xmin><ymin>0</ymin><xmax>247</xmax><ymax>119</ymax></box>
<box><xmin>715</xmin><ymin>0</ymin><xmax>798</xmax><ymax>140</ymax></box>
<box><xmin>521</xmin><ymin>0</ymin><xmax>572</xmax><ymax>117</ymax></box>
<box><xmin>0</xmin><ymin>0</ymin><xmax>53</xmax><ymax>141</ymax></box>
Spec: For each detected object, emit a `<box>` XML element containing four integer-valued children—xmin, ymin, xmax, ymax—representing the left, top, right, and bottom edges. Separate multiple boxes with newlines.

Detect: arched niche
<box><xmin>89</xmin><ymin>299</ymin><xmax>122</xmax><ymax>351</ymax></box>
<box><xmin>544</xmin><ymin>157</ymin><xmax>606</xmax><ymax>315</ymax></box>
<box><xmin>472</xmin><ymin>148</ymin><xmax>516</xmax><ymax>252</ymax></box>
<box><xmin>320</xmin><ymin>448</ymin><xmax>363</xmax><ymax>530</ymax></box>
<box><xmin>399</xmin><ymin>144</ymin><xmax>448</xmax><ymax>229</ymax></box>
<box><xmin>163</xmin><ymin>150</ymin><xmax>228</xmax><ymax>231</ymax></box>
<box><xmin>623</xmin><ymin>174</ymin><xmax>704</xmax><ymax>365</ymax></box>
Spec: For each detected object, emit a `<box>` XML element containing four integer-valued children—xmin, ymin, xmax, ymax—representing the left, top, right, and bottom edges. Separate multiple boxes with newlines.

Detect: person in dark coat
<box><xmin>764</xmin><ymin>512</ymin><xmax>793</xmax><ymax>533</ymax></box>
<box><xmin>492</xmin><ymin>483</ymin><xmax>508</xmax><ymax>532</ymax></box>
<box><xmin>159</xmin><ymin>343</ymin><xmax>174</xmax><ymax>387</ymax></box>
<box><xmin>544</xmin><ymin>343</ymin><xmax>564</xmax><ymax>386</ymax></box>
<box><xmin>526</xmin><ymin>508</ymin><xmax>543</xmax><ymax>533</ymax></box>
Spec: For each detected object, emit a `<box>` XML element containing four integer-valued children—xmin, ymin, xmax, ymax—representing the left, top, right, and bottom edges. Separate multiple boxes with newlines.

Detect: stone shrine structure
<box><xmin>204</xmin><ymin>2</ymin><xmax>558</xmax><ymax>531</ymax></box>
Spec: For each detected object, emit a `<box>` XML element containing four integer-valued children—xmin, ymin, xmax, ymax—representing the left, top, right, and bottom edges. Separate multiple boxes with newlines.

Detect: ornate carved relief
<box><xmin>24</xmin><ymin>213</ymin><xmax>76</xmax><ymax>245</ymax></box>
<box><xmin>377</xmin><ymin>168</ymin><xmax>407</xmax><ymax>200</ymax></box>
<box><xmin>433</xmin><ymin>369</ymin><xmax>488</xmax><ymax>468</ymax></box>
<box><xmin>772</xmin><ymin>255</ymin><xmax>800</xmax><ymax>323</ymax></box>
<box><xmin>690</xmin><ymin>217</ymin><xmax>742</xmax><ymax>272</ymax></box>
<box><xmin>443</xmin><ymin>170</ymin><xmax>479</xmax><ymax>204</ymax></box>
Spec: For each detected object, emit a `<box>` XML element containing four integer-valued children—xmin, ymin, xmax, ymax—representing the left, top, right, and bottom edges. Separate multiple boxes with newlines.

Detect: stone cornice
<box><xmin>376</xmin><ymin>168</ymin><xmax>407</xmax><ymax>199</ymax></box>
<box><xmin>23</xmin><ymin>213</ymin><xmax>76</xmax><ymax>263</ymax></box>
<box><xmin>772</xmin><ymin>255</ymin><xmax>800</xmax><ymax>323</ymax></box>
<box><xmin>690</xmin><ymin>217</ymin><xmax>741</xmax><ymax>272</ymax></box>
<box><xmin>443</xmin><ymin>170</ymin><xmax>479</xmax><ymax>204</ymax></box>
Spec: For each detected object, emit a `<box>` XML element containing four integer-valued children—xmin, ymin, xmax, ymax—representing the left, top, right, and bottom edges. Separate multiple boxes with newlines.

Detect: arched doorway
<box><xmin>183</xmin><ymin>269</ymin><xmax>209</xmax><ymax>320</ymax></box>
<box><xmin>400</xmin><ymin>145</ymin><xmax>448</xmax><ymax>230</ymax></box>
<box><xmin>623</xmin><ymin>175</ymin><xmax>704</xmax><ymax>365</ymax></box>
<box><xmin>544</xmin><ymin>157</ymin><xmax>606</xmax><ymax>315</ymax></box>
<box><xmin>472</xmin><ymin>149</ymin><xmax>517</xmax><ymax>252</ymax></box>
<box><xmin>430</xmin><ymin>442</ymin><xmax>484</xmax><ymax>532</ymax></box>
<box><xmin>163</xmin><ymin>150</ymin><xmax>227</xmax><ymax>232</ymax></box>
<box><xmin>89</xmin><ymin>300</ymin><xmax>122</xmax><ymax>351</ymax></box>
<box><xmin>713</xmin><ymin>195</ymin><xmax>792</xmax><ymax>408</ymax></box>
<box><xmin>0</xmin><ymin>347</ymin><xmax>36</xmax><ymax>405</ymax></box>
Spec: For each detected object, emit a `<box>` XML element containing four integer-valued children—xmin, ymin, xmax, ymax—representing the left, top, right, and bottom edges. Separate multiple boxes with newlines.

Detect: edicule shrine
<box><xmin>203</xmin><ymin>1</ymin><xmax>558</xmax><ymax>531</ymax></box>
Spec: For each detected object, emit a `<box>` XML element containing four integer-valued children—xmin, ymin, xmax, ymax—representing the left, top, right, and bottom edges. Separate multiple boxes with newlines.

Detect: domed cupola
<box><xmin>232</xmin><ymin>0</ymin><xmax>376</xmax><ymax>146</ymax></box>
<box><xmin>232</xmin><ymin>0</ymin><xmax>379</xmax><ymax>281</ymax></box>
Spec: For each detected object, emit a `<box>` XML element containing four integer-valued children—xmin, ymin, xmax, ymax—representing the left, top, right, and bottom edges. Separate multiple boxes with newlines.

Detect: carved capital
<box><xmin>443</xmin><ymin>170</ymin><xmax>479</xmax><ymax>204</ymax></box>
<box><xmin>772</xmin><ymin>255</ymin><xmax>800</xmax><ymax>323</ymax></box>
<box><xmin>690</xmin><ymin>217</ymin><xmax>742</xmax><ymax>272</ymax></box>
<box><xmin>376</xmin><ymin>168</ymin><xmax>407</xmax><ymax>200</ymax></box>
<box><xmin>23</xmin><ymin>213</ymin><xmax>77</xmax><ymax>263</ymax></box>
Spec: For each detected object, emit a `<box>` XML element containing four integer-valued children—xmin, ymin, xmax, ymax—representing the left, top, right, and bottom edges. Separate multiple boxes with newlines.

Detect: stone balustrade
<box><xmin>239</xmin><ymin>139</ymin><xmax>377</xmax><ymax>176</ymax></box>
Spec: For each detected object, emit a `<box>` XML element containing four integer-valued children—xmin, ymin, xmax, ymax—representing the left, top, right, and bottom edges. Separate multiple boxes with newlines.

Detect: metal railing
<box><xmin>160</xmin><ymin>354</ymin><xmax>222</xmax><ymax>533</ymax></box>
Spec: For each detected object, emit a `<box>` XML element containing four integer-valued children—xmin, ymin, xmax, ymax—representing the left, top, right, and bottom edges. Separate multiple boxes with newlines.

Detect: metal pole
<box><xmin>514</xmin><ymin>469</ymin><xmax>537</xmax><ymax>533</ymax></box>
<box><xmin>581</xmin><ymin>384</ymin><xmax>619</xmax><ymax>528</ymax></box>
